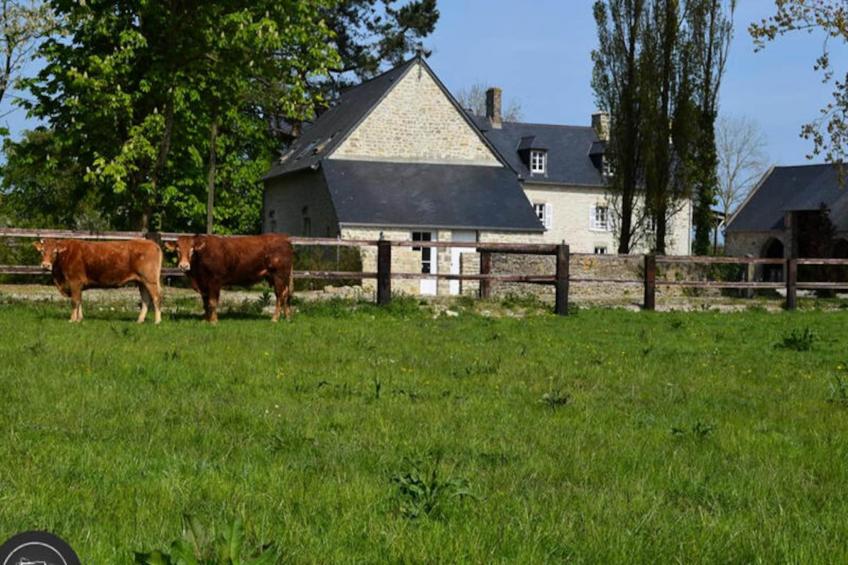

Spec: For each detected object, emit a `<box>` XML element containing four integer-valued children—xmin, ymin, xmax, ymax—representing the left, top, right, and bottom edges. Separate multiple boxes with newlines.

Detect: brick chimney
<box><xmin>486</xmin><ymin>87</ymin><xmax>502</xmax><ymax>129</ymax></box>
<box><xmin>592</xmin><ymin>111</ymin><xmax>609</xmax><ymax>141</ymax></box>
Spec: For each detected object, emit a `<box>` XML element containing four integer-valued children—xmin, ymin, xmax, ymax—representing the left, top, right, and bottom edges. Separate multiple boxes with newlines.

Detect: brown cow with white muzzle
<box><xmin>34</xmin><ymin>238</ymin><xmax>163</xmax><ymax>323</ymax></box>
<box><xmin>165</xmin><ymin>234</ymin><xmax>294</xmax><ymax>323</ymax></box>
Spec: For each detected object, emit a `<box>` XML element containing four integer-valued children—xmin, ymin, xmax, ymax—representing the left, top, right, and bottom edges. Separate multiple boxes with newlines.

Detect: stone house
<box><xmin>263</xmin><ymin>55</ymin><xmax>692</xmax><ymax>296</ymax></box>
<box><xmin>725</xmin><ymin>164</ymin><xmax>848</xmax><ymax>280</ymax></box>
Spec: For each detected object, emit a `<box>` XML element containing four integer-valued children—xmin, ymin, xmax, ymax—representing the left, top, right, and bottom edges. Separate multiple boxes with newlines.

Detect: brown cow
<box><xmin>33</xmin><ymin>238</ymin><xmax>163</xmax><ymax>323</ymax></box>
<box><xmin>165</xmin><ymin>234</ymin><xmax>294</xmax><ymax>323</ymax></box>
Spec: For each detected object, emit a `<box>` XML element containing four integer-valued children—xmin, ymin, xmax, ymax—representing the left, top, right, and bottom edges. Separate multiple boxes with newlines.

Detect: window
<box><xmin>412</xmin><ymin>231</ymin><xmax>434</xmax><ymax>274</ymax></box>
<box><xmin>646</xmin><ymin>216</ymin><xmax>657</xmax><ymax>233</ymax></box>
<box><xmin>591</xmin><ymin>205</ymin><xmax>610</xmax><ymax>231</ymax></box>
<box><xmin>602</xmin><ymin>156</ymin><xmax>615</xmax><ymax>177</ymax></box>
<box><xmin>534</xmin><ymin>203</ymin><xmax>552</xmax><ymax>230</ymax></box>
<box><xmin>530</xmin><ymin>150</ymin><xmax>547</xmax><ymax>174</ymax></box>
<box><xmin>594</xmin><ymin>246</ymin><xmax>608</xmax><ymax>255</ymax></box>
<box><xmin>268</xmin><ymin>209</ymin><xmax>277</xmax><ymax>232</ymax></box>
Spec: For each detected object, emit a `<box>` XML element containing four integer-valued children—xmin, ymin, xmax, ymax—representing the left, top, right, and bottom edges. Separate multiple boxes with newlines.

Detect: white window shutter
<box><xmin>589</xmin><ymin>206</ymin><xmax>596</xmax><ymax>230</ymax></box>
<box><xmin>544</xmin><ymin>203</ymin><xmax>552</xmax><ymax>229</ymax></box>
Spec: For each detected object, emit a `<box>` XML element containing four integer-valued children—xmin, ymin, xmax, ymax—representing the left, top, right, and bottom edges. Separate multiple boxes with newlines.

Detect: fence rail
<box><xmin>3</xmin><ymin>227</ymin><xmax>848</xmax><ymax>314</ymax></box>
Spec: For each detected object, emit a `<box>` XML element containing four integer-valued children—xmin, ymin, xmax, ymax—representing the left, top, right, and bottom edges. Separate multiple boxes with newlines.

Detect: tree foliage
<box><xmin>750</xmin><ymin>0</ymin><xmax>848</xmax><ymax>170</ymax></box>
<box><xmin>593</xmin><ymin>0</ymin><xmax>733</xmax><ymax>254</ymax></box>
<box><xmin>593</xmin><ymin>0</ymin><xmax>648</xmax><ymax>254</ymax></box>
<box><xmin>2</xmin><ymin>1</ymin><xmax>440</xmax><ymax>233</ymax></box>
<box><xmin>0</xmin><ymin>0</ymin><xmax>56</xmax><ymax>112</ymax></box>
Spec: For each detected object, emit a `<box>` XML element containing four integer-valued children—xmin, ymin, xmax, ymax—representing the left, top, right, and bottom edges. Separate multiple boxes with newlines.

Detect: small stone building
<box><xmin>726</xmin><ymin>164</ymin><xmax>848</xmax><ymax>280</ymax></box>
<box><xmin>263</xmin><ymin>55</ymin><xmax>692</xmax><ymax>296</ymax></box>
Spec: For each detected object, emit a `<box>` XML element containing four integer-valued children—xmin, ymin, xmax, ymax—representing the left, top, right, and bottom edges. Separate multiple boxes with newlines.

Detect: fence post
<box><xmin>786</xmin><ymin>257</ymin><xmax>797</xmax><ymax>310</ymax></box>
<box><xmin>554</xmin><ymin>242</ymin><xmax>569</xmax><ymax>316</ymax></box>
<box><xmin>144</xmin><ymin>231</ymin><xmax>162</xmax><ymax>246</ymax></box>
<box><xmin>479</xmin><ymin>250</ymin><xmax>492</xmax><ymax>299</ymax></box>
<box><xmin>376</xmin><ymin>234</ymin><xmax>392</xmax><ymax>306</ymax></box>
<box><xmin>643</xmin><ymin>254</ymin><xmax>656</xmax><ymax>311</ymax></box>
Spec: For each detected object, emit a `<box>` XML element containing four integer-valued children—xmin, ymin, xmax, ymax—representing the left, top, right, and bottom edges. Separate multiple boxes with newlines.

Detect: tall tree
<box><xmin>592</xmin><ymin>0</ymin><xmax>648</xmax><ymax>254</ymax></box>
<box><xmin>716</xmin><ymin>115</ymin><xmax>768</xmax><ymax>224</ymax></box>
<box><xmin>7</xmin><ymin>0</ymin><xmax>338</xmax><ymax>232</ymax></box>
<box><xmin>750</xmin><ymin>0</ymin><xmax>847</xmax><ymax>170</ymax></box>
<box><xmin>640</xmin><ymin>0</ymin><xmax>700</xmax><ymax>254</ymax></box>
<box><xmin>272</xmin><ymin>0</ymin><xmax>440</xmax><ymax>142</ymax></box>
<box><xmin>0</xmin><ymin>0</ymin><xmax>55</xmax><ymax>112</ymax></box>
<box><xmin>689</xmin><ymin>0</ymin><xmax>734</xmax><ymax>254</ymax></box>
<box><xmin>455</xmin><ymin>82</ymin><xmax>523</xmax><ymax>121</ymax></box>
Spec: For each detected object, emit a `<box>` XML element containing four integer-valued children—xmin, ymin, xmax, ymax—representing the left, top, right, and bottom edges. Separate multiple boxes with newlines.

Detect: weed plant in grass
<box><xmin>0</xmin><ymin>298</ymin><xmax>848</xmax><ymax>562</ymax></box>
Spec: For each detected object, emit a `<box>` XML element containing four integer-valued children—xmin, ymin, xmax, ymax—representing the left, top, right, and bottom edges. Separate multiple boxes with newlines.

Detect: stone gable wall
<box><xmin>331</xmin><ymin>62</ymin><xmax>500</xmax><ymax>166</ymax></box>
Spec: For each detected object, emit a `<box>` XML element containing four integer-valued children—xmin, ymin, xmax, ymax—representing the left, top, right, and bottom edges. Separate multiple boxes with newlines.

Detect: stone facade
<box><xmin>263</xmin><ymin>170</ymin><xmax>338</xmax><ymax>237</ymax></box>
<box><xmin>523</xmin><ymin>182</ymin><xmax>692</xmax><ymax>255</ymax></box>
<box><xmin>331</xmin><ymin>61</ymin><xmax>500</xmax><ymax>166</ymax></box>
<box><xmin>725</xmin><ymin>231</ymin><xmax>785</xmax><ymax>258</ymax></box>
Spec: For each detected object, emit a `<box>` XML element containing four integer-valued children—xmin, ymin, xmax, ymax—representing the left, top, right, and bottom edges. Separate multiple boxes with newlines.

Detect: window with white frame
<box><xmin>530</xmin><ymin>150</ymin><xmax>547</xmax><ymax>174</ymax></box>
<box><xmin>646</xmin><ymin>215</ymin><xmax>657</xmax><ymax>233</ymax></box>
<box><xmin>411</xmin><ymin>231</ymin><xmax>434</xmax><ymax>274</ymax></box>
<box><xmin>602</xmin><ymin>155</ymin><xmax>615</xmax><ymax>177</ymax></box>
<box><xmin>591</xmin><ymin>205</ymin><xmax>610</xmax><ymax>231</ymax></box>
<box><xmin>534</xmin><ymin>202</ymin><xmax>552</xmax><ymax>230</ymax></box>
<box><xmin>594</xmin><ymin>246</ymin><xmax>608</xmax><ymax>255</ymax></box>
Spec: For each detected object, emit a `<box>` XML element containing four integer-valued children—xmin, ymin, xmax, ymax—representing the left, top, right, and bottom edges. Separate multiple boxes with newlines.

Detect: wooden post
<box><xmin>786</xmin><ymin>257</ymin><xmax>798</xmax><ymax>310</ymax></box>
<box><xmin>144</xmin><ymin>231</ymin><xmax>162</xmax><ymax>246</ymax></box>
<box><xmin>479</xmin><ymin>250</ymin><xmax>492</xmax><ymax>299</ymax></box>
<box><xmin>644</xmin><ymin>254</ymin><xmax>656</xmax><ymax>311</ymax></box>
<box><xmin>554</xmin><ymin>243</ymin><xmax>569</xmax><ymax>316</ymax></box>
<box><xmin>745</xmin><ymin>257</ymin><xmax>755</xmax><ymax>299</ymax></box>
<box><xmin>377</xmin><ymin>235</ymin><xmax>391</xmax><ymax>306</ymax></box>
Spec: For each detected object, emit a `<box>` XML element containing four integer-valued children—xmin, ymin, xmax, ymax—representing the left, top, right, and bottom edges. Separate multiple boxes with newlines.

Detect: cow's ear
<box><xmin>56</xmin><ymin>245</ymin><xmax>67</xmax><ymax>254</ymax></box>
<box><xmin>33</xmin><ymin>240</ymin><xmax>44</xmax><ymax>252</ymax></box>
<box><xmin>194</xmin><ymin>239</ymin><xmax>206</xmax><ymax>251</ymax></box>
<box><xmin>164</xmin><ymin>241</ymin><xmax>177</xmax><ymax>251</ymax></box>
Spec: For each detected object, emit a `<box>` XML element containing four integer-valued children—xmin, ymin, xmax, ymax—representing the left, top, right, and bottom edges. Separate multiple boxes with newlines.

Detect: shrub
<box><xmin>294</xmin><ymin>245</ymin><xmax>362</xmax><ymax>291</ymax></box>
<box><xmin>776</xmin><ymin>328</ymin><xmax>817</xmax><ymax>351</ymax></box>
<box><xmin>391</xmin><ymin>453</ymin><xmax>474</xmax><ymax>519</ymax></box>
<box><xmin>134</xmin><ymin>515</ymin><xmax>276</xmax><ymax>564</ymax></box>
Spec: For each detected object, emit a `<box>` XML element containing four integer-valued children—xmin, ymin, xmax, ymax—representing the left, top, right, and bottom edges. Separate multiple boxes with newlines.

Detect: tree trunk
<box><xmin>206</xmin><ymin>115</ymin><xmax>219</xmax><ymax>234</ymax></box>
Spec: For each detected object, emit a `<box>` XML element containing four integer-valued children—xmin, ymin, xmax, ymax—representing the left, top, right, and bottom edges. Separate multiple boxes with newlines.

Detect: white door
<box><xmin>450</xmin><ymin>230</ymin><xmax>477</xmax><ymax>295</ymax></box>
<box><xmin>412</xmin><ymin>231</ymin><xmax>438</xmax><ymax>296</ymax></box>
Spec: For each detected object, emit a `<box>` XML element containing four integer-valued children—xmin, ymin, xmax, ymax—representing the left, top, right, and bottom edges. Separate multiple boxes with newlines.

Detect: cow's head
<box><xmin>165</xmin><ymin>236</ymin><xmax>206</xmax><ymax>272</ymax></box>
<box><xmin>33</xmin><ymin>238</ymin><xmax>66</xmax><ymax>270</ymax></box>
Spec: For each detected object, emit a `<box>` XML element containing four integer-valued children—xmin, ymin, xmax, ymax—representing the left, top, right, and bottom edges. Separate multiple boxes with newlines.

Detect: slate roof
<box><xmin>263</xmin><ymin>58</ymin><xmax>418</xmax><ymax>180</ymax></box>
<box><xmin>321</xmin><ymin>160</ymin><xmax>543</xmax><ymax>231</ymax></box>
<box><xmin>726</xmin><ymin>164</ymin><xmax>848</xmax><ymax>232</ymax></box>
<box><xmin>470</xmin><ymin>116</ymin><xmax>606</xmax><ymax>187</ymax></box>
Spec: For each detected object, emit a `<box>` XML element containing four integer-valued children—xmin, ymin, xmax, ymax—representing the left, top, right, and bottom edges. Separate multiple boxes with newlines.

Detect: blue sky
<box><xmin>2</xmin><ymin>0</ymin><xmax>844</xmax><ymax>167</ymax></box>
<box><xmin>427</xmin><ymin>0</ymin><xmax>847</xmax><ymax>166</ymax></box>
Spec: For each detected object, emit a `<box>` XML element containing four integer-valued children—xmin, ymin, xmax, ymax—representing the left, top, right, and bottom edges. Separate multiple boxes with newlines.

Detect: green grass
<box><xmin>1</xmin><ymin>296</ymin><xmax>848</xmax><ymax>563</ymax></box>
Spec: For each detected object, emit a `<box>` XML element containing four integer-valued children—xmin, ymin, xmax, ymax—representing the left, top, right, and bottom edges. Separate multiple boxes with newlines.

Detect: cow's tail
<box><xmin>287</xmin><ymin>260</ymin><xmax>294</xmax><ymax>308</ymax></box>
<box><xmin>154</xmin><ymin>242</ymin><xmax>164</xmax><ymax>307</ymax></box>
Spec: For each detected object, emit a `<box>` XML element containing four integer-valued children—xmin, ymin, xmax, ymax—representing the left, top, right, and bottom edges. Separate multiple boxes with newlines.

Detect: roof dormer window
<box><xmin>530</xmin><ymin>150</ymin><xmax>547</xmax><ymax>174</ymax></box>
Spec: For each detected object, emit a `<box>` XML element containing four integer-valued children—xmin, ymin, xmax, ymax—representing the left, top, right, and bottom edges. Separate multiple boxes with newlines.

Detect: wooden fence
<box><xmin>2</xmin><ymin>227</ymin><xmax>848</xmax><ymax>314</ymax></box>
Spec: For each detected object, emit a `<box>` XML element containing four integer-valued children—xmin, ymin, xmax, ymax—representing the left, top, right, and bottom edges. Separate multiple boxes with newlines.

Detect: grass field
<box><xmin>1</xmin><ymin>294</ymin><xmax>848</xmax><ymax>563</ymax></box>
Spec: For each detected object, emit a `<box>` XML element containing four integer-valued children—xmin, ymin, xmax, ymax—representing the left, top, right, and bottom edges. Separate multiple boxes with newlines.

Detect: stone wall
<box><xmin>330</xmin><ymin>61</ymin><xmax>500</xmax><ymax>166</ymax></box>
<box><xmin>263</xmin><ymin>170</ymin><xmax>338</xmax><ymax>237</ymax></box>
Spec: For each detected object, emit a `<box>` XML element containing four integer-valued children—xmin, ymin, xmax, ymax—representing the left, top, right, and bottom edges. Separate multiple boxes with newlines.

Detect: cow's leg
<box><xmin>70</xmin><ymin>285</ymin><xmax>83</xmax><ymax>323</ymax></box>
<box><xmin>207</xmin><ymin>285</ymin><xmax>221</xmax><ymax>324</ymax></box>
<box><xmin>142</xmin><ymin>281</ymin><xmax>162</xmax><ymax>324</ymax></box>
<box><xmin>199</xmin><ymin>288</ymin><xmax>210</xmax><ymax>321</ymax></box>
<box><xmin>271</xmin><ymin>277</ymin><xmax>283</xmax><ymax>323</ymax></box>
<box><xmin>137</xmin><ymin>285</ymin><xmax>151</xmax><ymax>323</ymax></box>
